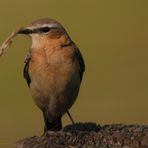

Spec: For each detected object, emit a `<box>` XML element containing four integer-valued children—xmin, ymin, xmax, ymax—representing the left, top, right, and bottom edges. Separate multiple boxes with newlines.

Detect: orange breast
<box><xmin>28</xmin><ymin>47</ymin><xmax>80</xmax><ymax>117</ymax></box>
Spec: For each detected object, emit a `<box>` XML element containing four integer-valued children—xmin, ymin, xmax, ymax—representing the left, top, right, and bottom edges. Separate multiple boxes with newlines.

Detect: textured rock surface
<box><xmin>15</xmin><ymin>123</ymin><xmax>148</xmax><ymax>148</ymax></box>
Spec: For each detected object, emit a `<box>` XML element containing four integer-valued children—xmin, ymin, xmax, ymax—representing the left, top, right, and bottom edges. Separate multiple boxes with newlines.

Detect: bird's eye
<box><xmin>42</xmin><ymin>27</ymin><xmax>50</xmax><ymax>33</ymax></box>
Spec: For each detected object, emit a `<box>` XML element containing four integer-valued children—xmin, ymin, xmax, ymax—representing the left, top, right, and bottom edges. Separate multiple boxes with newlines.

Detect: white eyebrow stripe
<box><xmin>26</xmin><ymin>26</ymin><xmax>36</xmax><ymax>30</ymax></box>
<box><xmin>43</xmin><ymin>23</ymin><xmax>58</xmax><ymax>28</ymax></box>
<box><xmin>27</xmin><ymin>23</ymin><xmax>58</xmax><ymax>30</ymax></box>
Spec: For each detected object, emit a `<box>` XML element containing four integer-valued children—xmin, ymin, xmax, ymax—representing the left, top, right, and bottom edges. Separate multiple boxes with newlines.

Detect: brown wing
<box><xmin>75</xmin><ymin>47</ymin><xmax>85</xmax><ymax>82</ymax></box>
<box><xmin>23</xmin><ymin>52</ymin><xmax>31</xmax><ymax>87</ymax></box>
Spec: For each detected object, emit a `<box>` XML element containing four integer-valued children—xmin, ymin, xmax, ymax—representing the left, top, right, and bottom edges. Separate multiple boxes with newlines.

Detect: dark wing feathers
<box><xmin>75</xmin><ymin>47</ymin><xmax>85</xmax><ymax>82</ymax></box>
<box><xmin>23</xmin><ymin>52</ymin><xmax>31</xmax><ymax>87</ymax></box>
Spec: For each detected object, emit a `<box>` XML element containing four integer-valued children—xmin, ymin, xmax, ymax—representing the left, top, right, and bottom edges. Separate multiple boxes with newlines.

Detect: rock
<box><xmin>15</xmin><ymin>123</ymin><xmax>148</xmax><ymax>148</ymax></box>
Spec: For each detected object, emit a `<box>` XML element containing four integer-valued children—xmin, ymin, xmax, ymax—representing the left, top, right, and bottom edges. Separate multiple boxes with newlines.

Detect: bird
<box><xmin>18</xmin><ymin>18</ymin><xmax>85</xmax><ymax>133</ymax></box>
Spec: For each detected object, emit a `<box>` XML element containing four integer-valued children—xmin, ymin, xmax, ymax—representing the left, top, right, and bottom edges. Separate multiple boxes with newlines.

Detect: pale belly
<box><xmin>29</xmin><ymin>60</ymin><xmax>80</xmax><ymax>120</ymax></box>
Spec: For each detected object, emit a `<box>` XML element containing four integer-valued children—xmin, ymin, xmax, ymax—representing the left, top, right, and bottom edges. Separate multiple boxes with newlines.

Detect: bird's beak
<box><xmin>18</xmin><ymin>28</ymin><xmax>33</xmax><ymax>35</ymax></box>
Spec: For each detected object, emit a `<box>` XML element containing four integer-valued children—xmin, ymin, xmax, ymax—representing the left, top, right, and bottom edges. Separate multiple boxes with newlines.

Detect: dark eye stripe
<box><xmin>34</xmin><ymin>27</ymin><xmax>49</xmax><ymax>33</ymax></box>
<box><xmin>32</xmin><ymin>27</ymin><xmax>58</xmax><ymax>34</ymax></box>
<box><xmin>42</xmin><ymin>27</ymin><xmax>50</xmax><ymax>32</ymax></box>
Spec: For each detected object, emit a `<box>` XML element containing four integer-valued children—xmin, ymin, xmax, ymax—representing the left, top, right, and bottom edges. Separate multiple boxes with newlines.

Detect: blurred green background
<box><xmin>0</xmin><ymin>0</ymin><xmax>148</xmax><ymax>147</ymax></box>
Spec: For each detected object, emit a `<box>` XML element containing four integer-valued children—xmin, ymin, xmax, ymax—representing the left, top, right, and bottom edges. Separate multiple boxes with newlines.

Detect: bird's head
<box><xmin>18</xmin><ymin>18</ymin><xmax>71</xmax><ymax>48</ymax></box>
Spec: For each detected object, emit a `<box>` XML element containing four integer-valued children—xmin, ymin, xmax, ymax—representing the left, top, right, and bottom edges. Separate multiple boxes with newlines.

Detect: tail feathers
<box><xmin>43</xmin><ymin>112</ymin><xmax>62</xmax><ymax>133</ymax></box>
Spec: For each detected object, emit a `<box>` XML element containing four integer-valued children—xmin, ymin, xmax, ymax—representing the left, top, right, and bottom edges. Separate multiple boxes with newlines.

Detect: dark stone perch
<box><xmin>15</xmin><ymin>123</ymin><xmax>148</xmax><ymax>148</ymax></box>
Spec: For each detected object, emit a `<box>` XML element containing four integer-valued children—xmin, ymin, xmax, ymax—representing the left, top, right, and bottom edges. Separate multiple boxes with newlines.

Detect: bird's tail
<box><xmin>43</xmin><ymin>111</ymin><xmax>62</xmax><ymax>133</ymax></box>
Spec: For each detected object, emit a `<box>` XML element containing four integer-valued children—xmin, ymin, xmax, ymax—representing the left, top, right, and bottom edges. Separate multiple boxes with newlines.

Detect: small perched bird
<box><xmin>18</xmin><ymin>18</ymin><xmax>85</xmax><ymax>133</ymax></box>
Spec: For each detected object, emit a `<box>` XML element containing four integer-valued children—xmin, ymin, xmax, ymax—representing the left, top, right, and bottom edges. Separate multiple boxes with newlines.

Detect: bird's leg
<box><xmin>66</xmin><ymin>110</ymin><xmax>75</xmax><ymax>125</ymax></box>
<box><xmin>43</xmin><ymin>110</ymin><xmax>49</xmax><ymax>135</ymax></box>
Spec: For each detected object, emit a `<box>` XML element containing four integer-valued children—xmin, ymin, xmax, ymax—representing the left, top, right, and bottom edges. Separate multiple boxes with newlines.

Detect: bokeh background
<box><xmin>0</xmin><ymin>0</ymin><xmax>148</xmax><ymax>147</ymax></box>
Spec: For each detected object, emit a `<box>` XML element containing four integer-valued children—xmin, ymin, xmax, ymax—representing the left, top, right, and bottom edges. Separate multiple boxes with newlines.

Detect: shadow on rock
<box><xmin>63</xmin><ymin>122</ymin><xmax>100</xmax><ymax>132</ymax></box>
